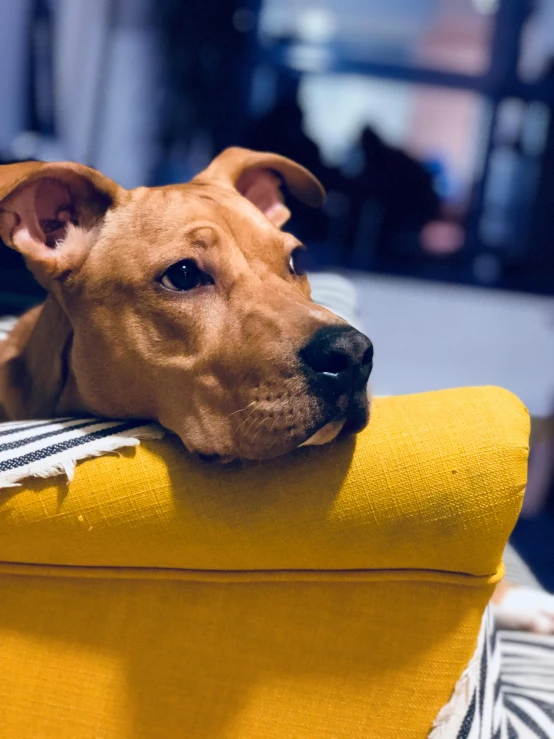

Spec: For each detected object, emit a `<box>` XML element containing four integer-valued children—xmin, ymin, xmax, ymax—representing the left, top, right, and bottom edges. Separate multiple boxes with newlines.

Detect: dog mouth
<box><xmin>194</xmin><ymin>384</ymin><xmax>370</xmax><ymax>464</ymax></box>
<box><xmin>300</xmin><ymin>390</ymin><xmax>370</xmax><ymax>448</ymax></box>
<box><xmin>195</xmin><ymin>409</ymin><xmax>367</xmax><ymax>464</ymax></box>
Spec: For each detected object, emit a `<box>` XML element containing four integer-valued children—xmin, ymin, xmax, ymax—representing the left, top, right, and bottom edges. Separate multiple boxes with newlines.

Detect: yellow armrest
<box><xmin>0</xmin><ymin>386</ymin><xmax>528</xmax><ymax>580</ymax></box>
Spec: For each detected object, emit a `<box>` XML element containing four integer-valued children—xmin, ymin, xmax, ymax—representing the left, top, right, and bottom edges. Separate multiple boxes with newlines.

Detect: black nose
<box><xmin>299</xmin><ymin>326</ymin><xmax>373</xmax><ymax>401</ymax></box>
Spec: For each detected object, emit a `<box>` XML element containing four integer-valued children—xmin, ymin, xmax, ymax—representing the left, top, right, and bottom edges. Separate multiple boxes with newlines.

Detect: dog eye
<box><xmin>161</xmin><ymin>260</ymin><xmax>213</xmax><ymax>291</ymax></box>
<box><xmin>289</xmin><ymin>247</ymin><xmax>306</xmax><ymax>276</ymax></box>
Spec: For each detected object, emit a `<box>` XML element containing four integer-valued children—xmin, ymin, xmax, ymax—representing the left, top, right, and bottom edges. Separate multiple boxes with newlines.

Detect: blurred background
<box><xmin>1</xmin><ymin>0</ymin><xmax>554</xmax><ymax>585</ymax></box>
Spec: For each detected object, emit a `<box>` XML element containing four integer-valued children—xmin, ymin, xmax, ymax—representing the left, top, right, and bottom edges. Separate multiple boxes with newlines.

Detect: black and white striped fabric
<box><xmin>0</xmin><ymin>416</ymin><xmax>164</xmax><ymax>488</ymax></box>
<box><xmin>430</xmin><ymin>608</ymin><xmax>554</xmax><ymax>738</ymax></box>
<box><xmin>496</xmin><ymin>629</ymin><xmax>554</xmax><ymax>737</ymax></box>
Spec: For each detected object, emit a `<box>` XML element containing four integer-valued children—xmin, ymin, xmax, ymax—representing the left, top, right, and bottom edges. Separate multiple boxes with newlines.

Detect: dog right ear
<box><xmin>0</xmin><ymin>161</ymin><xmax>124</xmax><ymax>286</ymax></box>
<box><xmin>196</xmin><ymin>147</ymin><xmax>326</xmax><ymax>228</ymax></box>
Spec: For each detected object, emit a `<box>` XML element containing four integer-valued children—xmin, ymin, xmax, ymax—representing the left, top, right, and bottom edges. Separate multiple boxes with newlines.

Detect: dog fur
<box><xmin>0</xmin><ymin>148</ymin><xmax>371</xmax><ymax>461</ymax></box>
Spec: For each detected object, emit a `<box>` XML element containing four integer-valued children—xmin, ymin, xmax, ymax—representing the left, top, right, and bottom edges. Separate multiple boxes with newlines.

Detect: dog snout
<box><xmin>299</xmin><ymin>326</ymin><xmax>373</xmax><ymax>401</ymax></box>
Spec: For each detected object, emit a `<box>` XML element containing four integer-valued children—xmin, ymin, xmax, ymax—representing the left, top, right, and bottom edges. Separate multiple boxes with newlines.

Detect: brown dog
<box><xmin>0</xmin><ymin>148</ymin><xmax>373</xmax><ymax>461</ymax></box>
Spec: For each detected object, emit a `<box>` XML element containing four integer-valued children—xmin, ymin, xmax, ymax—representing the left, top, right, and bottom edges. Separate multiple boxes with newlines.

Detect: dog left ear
<box><xmin>0</xmin><ymin>161</ymin><xmax>124</xmax><ymax>286</ymax></box>
<box><xmin>195</xmin><ymin>147</ymin><xmax>326</xmax><ymax>227</ymax></box>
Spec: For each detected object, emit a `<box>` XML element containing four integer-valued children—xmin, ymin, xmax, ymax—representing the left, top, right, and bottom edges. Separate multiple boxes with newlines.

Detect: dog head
<box><xmin>0</xmin><ymin>148</ymin><xmax>372</xmax><ymax>460</ymax></box>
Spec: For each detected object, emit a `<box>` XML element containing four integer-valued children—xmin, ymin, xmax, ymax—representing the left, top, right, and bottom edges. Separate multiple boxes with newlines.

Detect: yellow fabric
<box><xmin>0</xmin><ymin>576</ymin><xmax>490</xmax><ymax>739</ymax></box>
<box><xmin>0</xmin><ymin>386</ymin><xmax>529</xmax><ymax>738</ymax></box>
<box><xmin>0</xmin><ymin>386</ymin><xmax>528</xmax><ymax>575</ymax></box>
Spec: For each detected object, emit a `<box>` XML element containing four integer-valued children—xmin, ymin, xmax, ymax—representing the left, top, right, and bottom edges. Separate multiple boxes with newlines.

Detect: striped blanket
<box><xmin>0</xmin><ymin>416</ymin><xmax>164</xmax><ymax>488</ymax></box>
<box><xmin>431</xmin><ymin>607</ymin><xmax>554</xmax><ymax>738</ymax></box>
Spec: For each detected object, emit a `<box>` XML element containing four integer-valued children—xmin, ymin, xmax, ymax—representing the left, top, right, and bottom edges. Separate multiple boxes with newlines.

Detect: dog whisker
<box><xmin>234</xmin><ymin>406</ymin><xmax>259</xmax><ymax>434</ymax></box>
<box><xmin>268</xmin><ymin>414</ymin><xmax>280</xmax><ymax>436</ymax></box>
<box><xmin>249</xmin><ymin>415</ymin><xmax>270</xmax><ymax>446</ymax></box>
<box><xmin>243</xmin><ymin>412</ymin><xmax>264</xmax><ymax>439</ymax></box>
<box><xmin>227</xmin><ymin>401</ymin><xmax>256</xmax><ymax>418</ymax></box>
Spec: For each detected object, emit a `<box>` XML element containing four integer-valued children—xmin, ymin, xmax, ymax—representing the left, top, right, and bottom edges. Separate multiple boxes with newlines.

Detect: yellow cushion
<box><xmin>0</xmin><ymin>386</ymin><xmax>529</xmax><ymax>738</ymax></box>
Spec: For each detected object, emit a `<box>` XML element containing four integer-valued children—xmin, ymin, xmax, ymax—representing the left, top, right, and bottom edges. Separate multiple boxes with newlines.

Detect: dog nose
<box><xmin>299</xmin><ymin>326</ymin><xmax>373</xmax><ymax>400</ymax></box>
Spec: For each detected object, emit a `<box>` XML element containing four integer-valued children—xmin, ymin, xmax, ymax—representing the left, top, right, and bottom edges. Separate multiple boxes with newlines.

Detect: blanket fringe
<box><xmin>428</xmin><ymin>608</ymin><xmax>490</xmax><ymax>738</ymax></box>
<box><xmin>0</xmin><ymin>424</ymin><xmax>165</xmax><ymax>489</ymax></box>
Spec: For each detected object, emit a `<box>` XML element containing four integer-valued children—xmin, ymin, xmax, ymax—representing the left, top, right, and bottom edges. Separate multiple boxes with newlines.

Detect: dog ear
<box><xmin>195</xmin><ymin>147</ymin><xmax>326</xmax><ymax>227</ymax></box>
<box><xmin>0</xmin><ymin>161</ymin><xmax>124</xmax><ymax>285</ymax></box>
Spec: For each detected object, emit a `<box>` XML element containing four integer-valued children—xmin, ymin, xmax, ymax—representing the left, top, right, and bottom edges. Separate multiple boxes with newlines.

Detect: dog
<box><xmin>1</xmin><ymin>147</ymin><xmax>552</xmax><ymax>634</ymax></box>
<box><xmin>0</xmin><ymin>147</ymin><xmax>372</xmax><ymax>462</ymax></box>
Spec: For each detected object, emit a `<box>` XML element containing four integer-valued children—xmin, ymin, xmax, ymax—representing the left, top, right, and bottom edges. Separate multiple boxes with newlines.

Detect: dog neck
<box><xmin>0</xmin><ymin>297</ymin><xmax>79</xmax><ymax>420</ymax></box>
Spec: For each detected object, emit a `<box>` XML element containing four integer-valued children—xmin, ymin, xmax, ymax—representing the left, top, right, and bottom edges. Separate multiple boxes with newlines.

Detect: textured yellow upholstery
<box><xmin>0</xmin><ymin>386</ymin><xmax>529</xmax><ymax>738</ymax></box>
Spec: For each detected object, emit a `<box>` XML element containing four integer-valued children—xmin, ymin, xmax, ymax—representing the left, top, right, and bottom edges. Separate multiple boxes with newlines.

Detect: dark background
<box><xmin>1</xmin><ymin>0</ymin><xmax>554</xmax><ymax>310</ymax></box>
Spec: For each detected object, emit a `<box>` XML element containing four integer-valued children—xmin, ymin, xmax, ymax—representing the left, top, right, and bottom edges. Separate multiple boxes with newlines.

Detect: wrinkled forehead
<box><xmin>98</xmin><ymin>182</ymin><xmax>287</xmax><ymax>265</ymax></box>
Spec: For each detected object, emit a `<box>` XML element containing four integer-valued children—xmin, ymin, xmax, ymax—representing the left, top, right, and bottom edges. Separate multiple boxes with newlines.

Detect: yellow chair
<box><xmin>0</xmin><ymin>386</ymin><xmax>529</xmax><ymax>739</ymax></box>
